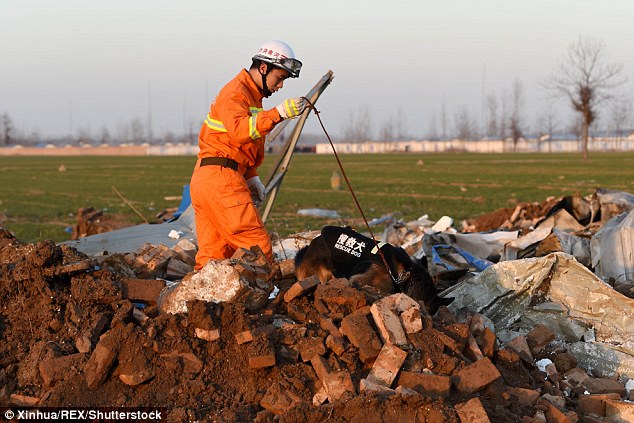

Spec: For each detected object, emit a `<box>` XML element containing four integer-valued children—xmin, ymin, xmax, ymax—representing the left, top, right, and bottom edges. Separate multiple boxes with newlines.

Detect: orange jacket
<box><xmin>198</xmin><ymin>69</ymin><xmax>283</xmax><ymax>179</ymax></box>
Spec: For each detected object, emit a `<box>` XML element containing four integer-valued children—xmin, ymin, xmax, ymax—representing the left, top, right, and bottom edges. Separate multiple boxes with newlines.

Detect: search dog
<box><xmin>294</xmin><ymin>226</ymin><xmax>453</xmax><ymax>314</ymax></box>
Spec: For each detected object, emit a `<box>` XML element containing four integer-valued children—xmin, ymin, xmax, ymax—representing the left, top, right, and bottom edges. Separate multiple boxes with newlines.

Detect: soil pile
<box><xmin>1</xmin><ymin>225</ymin><xmax>629</xmax><ymax>422</ymax></box>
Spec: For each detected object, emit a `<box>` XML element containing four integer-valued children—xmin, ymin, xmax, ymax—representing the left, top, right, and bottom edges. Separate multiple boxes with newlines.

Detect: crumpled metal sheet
<box><xmin>442</xmin><ymin>252</ymin><xmax>634</xmax><ymax>349</ymax></box>
<box><xmin>591</xmin><ymin>209</ymin><xmax>634</xmax><ymax>283</ymax></box>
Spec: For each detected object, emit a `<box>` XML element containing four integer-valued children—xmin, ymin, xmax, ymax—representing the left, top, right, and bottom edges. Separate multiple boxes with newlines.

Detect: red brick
<box><xmin>538</xmin><ymin>398</ymin><xmax>569</xmax><ymax>423</ymax></box>
<box><xmin>339</xmin><ymin>311</ymin><xmax>383</xmax><ymax>363</ymax></box>
<box><xmin>276</xmin><ymin>258</ymin><xmax>295</xmax><ymax>278</ymax></box>
<box><xmin>366</xmin><ymin>344</ymin><xmax>407</xmax><ymax>388</ymax></box>
<box><xmin>370</xmin><ymin>302</ymin><xmax>408</xmax><ymax>346</ymax></box>
<box><xmin>314</xmin><ymin>283</ymin><xmax>366</xmax><ymax>312</ymax></box>
<box><xmin>397</xmin><ymin>371</ymin><xmax>451</xmax><ymax>399</ymax></box>
<box><xmin>325</xmin><ymin>335</ymin><xmax>346</xmax><ymax>356</ymax></box>
<box><xmin>310</xmin><ymin>355</ymin><xmax>331</xmax><ymax>381</ymax></box>
<box><xmin>249</xmin><ymin>354</ymin><xmax>276</xmax><ymax>368</ymax></box>
<box><xmin>464</xmin><ymin>334</ymin><xmax>484</xmax><ymax>362</ymax></box>
<box><xmin>319</xmin><ymin>317</ymin><xmax>342</xmax><ymax>337</ymax></box>
<box><xmin>359</xmin><ymin>378</ymin><xmax>395</xmax><ymax>395</ymax></box>
<box><xmin>10</xmin><ymin>394</ymin><xmax>40</xmax><ymax>406</ymax></box>
<box><xmin>235</xmin><ymin>330</ymin><xmax>254</xmax><ymax>344</ymax></box>
<box><xmin>505</xmin><ymin>335</ymin><xmax>533</xmax><ymax>363</ymax></box>
<box><xmin>604</xmin><ymin>399</ymin><xmax>634</xmax><ymax>422</ymax></box>
<box><xmin>583</xmin><ymin>378</ymin><xmax>626</xmax><ymax>396</ymax></box>
<box><xmin>39</xmin><ymin>353</ymin><xmax>86</xmax><ymax>387</ymax></box>
<box><xmin>578</xmin><ymin>393</ymin><xmax>621</xmax><ymax>416</ymax></box>
<box><xmin>432</xmin><ymin>329</ymin><xmax>461</xmax><ymax>354</ymax></box>
<box><xmin>453</xmin><ymin>358</ymin><xmax>502</xmax><ymax>394</ymax></box>
<box><xmin>84</xmin><ymin>339</ymin><xmax>118</xmax><ymax>390</ymax></box>
<box><xmin>284</xmin><ymin>275</ymin><xmax>320</xmax><ymax>302</ymax></box>
<box><xmin>508</xmin><ymin>387</ymin><xmax>540</xmax><ymax>406</ymax></box>
<box><xmin>400</xmin><ymin>306</ymin><xmax>423</xmax><ymax>334</ymax></box>
<box><xmin>298</xmin><ymin>337</ymin><xmax>326</xmax><ymax>362</ymax></box>
<box><xmin>119</xmin><ymin>278</ymin><xmax>166</xmax><ymax>302</ymax></box>
<box><xmin>526</xmin><ymin>324</ymin><xmax>556</xmax><ymax>355</ymax></box>
<box><xmin>260</xmin><ymin>382</ymin><xmax>303</xmax><ymax>414</ymax></box>
<box><xmin>478</xmin><ymin>328</ymin><xmax>497</xmax><ymax>357</ymax></box>
<box><xmin>455</xmin><ymin>397</ymin><xmax>491</xmax><ymax>423</ymax></box>
<box><xmin>444</xmin><ymin>323</ymin><xmax>470</xmax><ymax>350</ymax></box>
<box><xmin>322</xmin><ymin>371</ymin><xmax>355</xmax><ymax>402</ymax></box>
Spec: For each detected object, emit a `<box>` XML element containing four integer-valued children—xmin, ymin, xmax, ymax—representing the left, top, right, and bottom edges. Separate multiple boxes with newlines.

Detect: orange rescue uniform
<box><xmin>190</xmin><ymin>69</ymin><xmax>283</xmax><ymax>269</ymax></box>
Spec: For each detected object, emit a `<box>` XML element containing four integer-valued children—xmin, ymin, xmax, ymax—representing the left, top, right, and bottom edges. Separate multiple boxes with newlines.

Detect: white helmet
<box><xmin>252</xmin><ymin>40</ymin><xmax>302</xmax><ymax>78</ymax></box>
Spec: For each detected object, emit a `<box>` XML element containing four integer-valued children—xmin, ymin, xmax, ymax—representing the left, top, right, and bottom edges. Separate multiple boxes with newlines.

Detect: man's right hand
<box><xmin>276</xmin><ymin>97</ymin><xmax>306</xmax><ymax>120</ymax></box>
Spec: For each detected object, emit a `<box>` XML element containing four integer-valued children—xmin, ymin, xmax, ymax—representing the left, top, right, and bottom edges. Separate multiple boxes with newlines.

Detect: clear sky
<box><xmin>1</xmin><ymin>0</ymin><xmax>632</xmax><ymax>140</ymax></box>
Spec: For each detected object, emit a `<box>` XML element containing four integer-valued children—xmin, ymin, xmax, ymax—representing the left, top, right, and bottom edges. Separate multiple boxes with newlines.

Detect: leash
<box><xmin>301</xmin><ymin>97</ymin><xmax>401</xmax><ymax>285</ymax></box>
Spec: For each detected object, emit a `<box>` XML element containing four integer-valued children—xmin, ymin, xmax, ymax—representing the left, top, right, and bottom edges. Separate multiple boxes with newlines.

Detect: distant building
<box><xmin>315</xmin><ymin>133</ymin><xmax>634</xmax><ymax>154</ymax></box>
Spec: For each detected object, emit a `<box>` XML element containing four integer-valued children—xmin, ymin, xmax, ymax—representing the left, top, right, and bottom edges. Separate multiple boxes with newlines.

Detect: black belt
<box><xmin>200</xmin><ymin>157</ymin><xmax>239</xmax><ymax>171</ymax></box>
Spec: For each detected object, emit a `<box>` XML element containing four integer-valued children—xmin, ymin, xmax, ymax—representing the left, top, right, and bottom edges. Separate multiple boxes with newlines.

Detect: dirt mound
<box><xmin>0</xmin><ymin>225</ymin><xmax>627</xmax><ymax>422</ymax></box>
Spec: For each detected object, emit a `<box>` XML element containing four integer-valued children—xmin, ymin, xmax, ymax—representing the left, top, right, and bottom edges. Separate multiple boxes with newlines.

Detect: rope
<box><xmin>300</xmin><ymin>97</ymin><xmax>399</xmax><ymax>284</ymax></box>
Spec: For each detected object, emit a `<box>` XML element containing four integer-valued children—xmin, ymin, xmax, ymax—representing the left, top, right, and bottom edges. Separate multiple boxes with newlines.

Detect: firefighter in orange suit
<box><xmin>190</xmin><ymin>40</ymin><xmax>306</xmax><ymax>270</ymax></box>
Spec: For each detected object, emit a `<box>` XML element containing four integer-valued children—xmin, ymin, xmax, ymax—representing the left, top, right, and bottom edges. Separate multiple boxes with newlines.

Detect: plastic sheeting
<box><xmin>442</xmin><ymin>252</ymin><xmax>634</xmax><ymax>350</ymax></box>
<box><xmin>591</xmin><ymin>209</ymin><xmax>634</xmax><ymax>283</ymax></box>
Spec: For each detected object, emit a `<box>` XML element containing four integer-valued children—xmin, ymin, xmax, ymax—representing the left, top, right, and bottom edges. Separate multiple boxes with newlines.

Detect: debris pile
<box><xmin>1</xmin><ymin>187</ymin><xmax>634</xmax><ymax>422</ymax></box>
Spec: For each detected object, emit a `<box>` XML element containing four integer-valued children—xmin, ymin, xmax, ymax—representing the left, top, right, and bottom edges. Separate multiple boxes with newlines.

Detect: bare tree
<box><xmin>548</xmin><ymin>36</ymin><xmax>625</xmax><ymax>160</ymax></box>
<box><xmin>509</xmin><ymin>79</ymin><xmax>525</xmax><ymax>152</ymax></box>
<box><xmin>130</xmin><ymin>117</ymin><xmax>146</xmax><ymax>144</ymax></box>
<box><xmin>378</xmin><ymin>108</ymin><xmax>407</xmax><ymax>141</ymax></box>
<box><xmin>609</xmin><ymin>98</ymin><xmax>632</xmax><ymax>151</ymax></box>
<box><xmin>342</xmin><ymin>108</ymin><xmax>372</xmax><ymax>142</ymax></box>
<box><xmin>1</xmin><ymin>112</ymin><xmax>14</xmax><ymax>146</ymax></box>
<box><xmin>536</xmin><ymin>103</ymin><xmax>558</xmax><ymax>153</ymax></box>
<box><xmin>454</xmin><ymin>107</ymin><xmax>476</xmax><ymax>141</ymax></box>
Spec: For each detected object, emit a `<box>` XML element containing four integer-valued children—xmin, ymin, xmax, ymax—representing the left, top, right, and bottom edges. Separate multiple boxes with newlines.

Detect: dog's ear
<box><xmin>411</xmin><ymin>256</ymin><xmax>428</xmax><ymax>270</ymax></box>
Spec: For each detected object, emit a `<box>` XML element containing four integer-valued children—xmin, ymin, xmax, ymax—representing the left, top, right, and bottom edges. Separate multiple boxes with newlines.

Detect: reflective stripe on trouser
<box><xmin>190</xmin><ymin>163</ymin><xmax>272</xmax><ymax>269</ymax></box>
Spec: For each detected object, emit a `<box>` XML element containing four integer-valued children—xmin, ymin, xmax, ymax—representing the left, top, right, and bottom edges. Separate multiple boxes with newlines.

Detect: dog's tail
<box><xmin>294</xmin><ymin>246</ymin><xmax>309</xmax><ymax>267</ymax></box>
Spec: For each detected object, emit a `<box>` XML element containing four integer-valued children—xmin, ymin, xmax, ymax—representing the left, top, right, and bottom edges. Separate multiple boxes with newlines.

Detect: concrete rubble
<box><xmin>1</xmin><ymin>187</ymin><xmax>634</xmax><ymax>421</ymax></box>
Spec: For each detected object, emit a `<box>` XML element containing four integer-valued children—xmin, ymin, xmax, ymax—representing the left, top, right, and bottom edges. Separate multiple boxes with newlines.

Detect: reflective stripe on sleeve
<box><xmin>204</xmin><ymin>114</ymin><xmax>227</xmax><ymax>132</ymax></box>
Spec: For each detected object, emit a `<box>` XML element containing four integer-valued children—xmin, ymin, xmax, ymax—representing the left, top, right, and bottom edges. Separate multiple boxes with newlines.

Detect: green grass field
<box><xmin>1</xmin><ymin>152</ymin><xmax>633</xmax><ymax>243</ymax></box>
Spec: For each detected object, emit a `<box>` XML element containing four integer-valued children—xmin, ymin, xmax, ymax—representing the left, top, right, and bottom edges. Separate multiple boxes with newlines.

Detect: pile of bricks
<box><xmin>228</xmin><ymin>253</ymin><xmax>634</xmax><ymax>421</ymax></box>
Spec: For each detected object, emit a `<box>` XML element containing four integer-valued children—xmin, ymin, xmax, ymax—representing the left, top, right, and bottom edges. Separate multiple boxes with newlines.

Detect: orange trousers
<box><xmin>190</xmin><ymin>160</ymin><xmax>272</xmax><ymax>270</ymax></box>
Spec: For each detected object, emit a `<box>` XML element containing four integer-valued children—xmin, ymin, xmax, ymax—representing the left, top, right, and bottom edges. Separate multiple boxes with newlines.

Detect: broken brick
<box><xmin>453</xmin><ymin>358</ymin><xmax>502</xmax><ymax>394</ymax></box>
<box><xmin>583</xmin><ymin>378</ymin><xmax>627</xmax><ymax>396</ymax></box>
<box><xmin>400</xmin><ymin>306</ymin><xmax>423</xmax><ymax>334</ymax></box>
<box><xmin>359</xmin><ymin>378</ymin><xmax>395</xmax><ymax>395</ymax></box>
<box><xmin>508</xmin><ymin>387</ymin><xmax>541</xmax><ymax>406</ymax></box>
<box><xmin>84</xmin><ymin>338</ymin><xmax>118</xmax><ymax>390</ymax></box>
<box><xmin>119</xmin><ymin>278</ymin><xmax>166</xmax><ymax>303</ymax></box>
<box><xmin>39</xmin><ymin>353</ymin><xmax>86</xmax><ymax>387</ymax></box>
<box><xmin>325</xmin><ymin>335</ymin><xmax>346</xmax><ymax>356</ymax></box>
<box><xmin>604</xmin><ymin>399</ymin><xmax>634</xmax><ymax>422</ymax></box>
<box><xmin>455</xmin><ymin>397</ymin><xmax>491</xmax><ymax>423</ymax></box>
<box><xmin>284</xmin><ymin>275</ymin><xmax>320</xmax><ymax>302</ymax></box>
<box><xmin>397</xmin><ymin>371</ymin><xmax>451</xmax><ymax>399</ymax></box>
<box><xmin>322</xmin><ymin>370</ymin><xmax>355</xmax><ymax>402</ymax></box>
<box><xmin>505</xmin><ymin>335</ymin><xmax>534</xmax><ymax>364</ymax></box>
<box><xmin>366</xmin><ymin>343</ymin><xmax>407</xmax><ymax>388</ymax></box>
<box><xmin>477</xmin><ymin>327</ymin><xmax>497</xmax><ymax>358</ymax></box>
<box><xmin>319</xmin><ymin>317</ymin><xmax>342</xmax><ymax>338</ymax></box>
<box><xmin>260</xmin><ymin>382</ymin><xmax>303</xmax><ymax>415</ymax></box>
<box><xmin>339</xmin><ymin>310</ymin><xmax>383</xmax><ymax>363</ymax></box>
<box><xmin>370</xmin><ymin>302</ymin><xmax>407</xmax><ymax>347</ymax></box>
<box><xmin>578</xmin><ymin>393</ymin><xmax>622</xmax><ymax>416</ymax></box>
<box><xmin>526</xmin><ymin>324</ymin><xmax>556</xmax><ymax>355</ymax></box>
<box><xmin>298</xmin><ymin>337</ymin><xmax>326</xmax><ymax>362</ymax></box>
<box><xmin>249</xmin><ymin>354</ymin><xmax>276</xmax><ymax>369</ymax></box>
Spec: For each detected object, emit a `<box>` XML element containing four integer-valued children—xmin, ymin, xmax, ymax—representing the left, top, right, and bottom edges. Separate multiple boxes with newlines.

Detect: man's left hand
<box><xmin>247</xmin><ymin>176</ymin><xmax>266</xmax><ymax>206</ymax></box>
